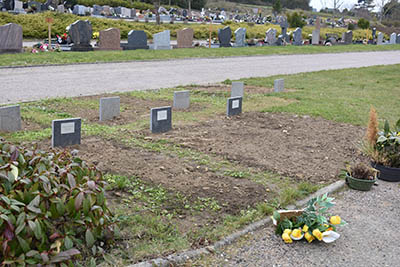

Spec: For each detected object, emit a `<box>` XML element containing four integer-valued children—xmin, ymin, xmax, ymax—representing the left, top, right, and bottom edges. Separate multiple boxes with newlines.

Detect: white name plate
<box><xmin>157</xmin><ymin>110</ymin><xmax>167</xmax><ymax>121</ymax></box>
<box><xmin>61</xmin><ymin>122</ymin><xmax>75</xmax><ymax>134</ymax></box>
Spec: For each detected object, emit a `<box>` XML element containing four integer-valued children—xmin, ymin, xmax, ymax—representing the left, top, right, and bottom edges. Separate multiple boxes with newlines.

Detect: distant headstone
<box><xmin>0</xmin><ymin>105</ymin><xmax>21</xmax><ymax>132</ymax></box>
<box><xmin>121</xmin><ymin>7</ymin><xmax>130</xmax><ymax>18</ymax></box>
<box><xmin>73</xmin><ymin>5</ymin><xmax>87</xmax><ymax>16</ymax></box>
<box><xmin>0</xmin><ymin>23</ymin><xmax>23</xmax><ymax>54</ymax></box>
<box><xmin>343</xmin><ymin>30</ymin><xmax>353</xmax><ymax>44</ymax></box>
<box><xmin>234</xmin><ymin>27</ymin><xmax>246</xmax><ymax>47</ymax></box>
<box><xmin>218</xmin><ymin>26</ymin><xmax>232</xmax><ymax>47</ymax></box>
<box><xmin>150</xmin><ymin>107</ymin><xmax>172</xmax><ymax>133</ymax></box>
<box><xmin>177</xmin><ymin>28</ymin><xmax>193</xmax><ymax>48</ymax></box>
<box><xmin>57</xmin><ymin>4</ymin><xmax>65</xmax><ymax>13</ymax></box>
<box><xmin>131</xmin><ymin>8</ymin><xmax>136</xmax><ymax>18</ymax></box>
<box><xmin>92</xmin><ymin>5</ymin><xmax>102</xmax><ymax>15</ymax></box>
<box><xmin>28</xmin><ymin>1</ymin><xmax>42</xmax><ymax>12</ymax></box>
<box><xmin>13</xmin><ymin>0</ymin><xmax>23</xmax><ymax>11</ymax></box>
<box><xmin>122</xmin><ymin>30</ymin><xmax>149</xmax><ymax>50</ymax></box>
<box><xmin>98</xmin><ymin>28</ymin><xmax>122</xmax><ymax>50</ymax></box>
<box><xmin>274</xmin><ymin>79</ymin><xmax>284</xmax><ymax>92</ymax></box>
<box><xmin>377</xmin><ymin>32</ymin><xmax>384</xmax><ymax>45</ymax></box>
<box><xmin>276</xmin><ymin>35</ymin><xmax>284</xmax><ymax>46</ymax></box>
<box><xmin>99</xmin><ymin>97</ymin><xmax>120</xmax><ymax>121</ymax></box>
<box><xmin>227</xmin><ymin>97</ymin><xmax>242</xmax><ymax>117</ymax></box>
<box><xmin>102</xmin><ymin>5</ymin><xmax>111</xmax><ymax>16</ymax></box>
<box><xmin>390</xmin><ymin>33</ymin><xmax>396</xmax><ymax>44</ymax></box>
<box><xmin>153</xmin><ymin>30</ymin><xmax>171</xmax><ymax>50</ymax></box>
<box><xmin>52</xmin><ymin>118</ymin><xmax>81</xmax><ymax>148</ymax></box>
<box><xmin>397</xmin><ymin>34</ymin><xmax>400</xmax><ymax>44</ymax></box>
<box><xmin>293</xmin><ymin>28</ymin><xmax>302</xmax><ymax>46</ymax></box>
<box><xmin>372</xmin><ymin>28</ymin><xmax>376</xmax><ymax>40</ymax></box>
<box><xmin>265</xmin><ymin>28</ymin><xmax>277</xmax><ymax>45</ymax></box>
<box><xmin>231</xmin><ymin>82</ymin><xmax>244</xmax><ymax>98</ymax></box>
<box><xmin>173</xmin><ymin>91</ymin><xmax>190</xmax><ymax>109</ymax></box>
<box><xmin>312</xmin><ymin>29</ymin><xmax>320</xmax><ymax>45</ymax></box>
<box><xmin>278</xmin><ymin>16</ymin><xmax>289</xmax><ymax>42</ymax></box>
<box><xmin>68</xmin><ymin>20</ymin><xmax>93</xmax><ymax>51</ymax></box>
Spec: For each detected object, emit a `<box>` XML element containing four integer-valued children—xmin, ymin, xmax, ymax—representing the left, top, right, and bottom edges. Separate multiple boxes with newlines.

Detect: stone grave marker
<box><xmin>131</xmin><ymin>8</ymin><xmax>136</xmax><ymax>17</ymax></box>
<box><xmin>312</xmin><ymin>29</ymin><xmax>320</xmax><ymax>45</ymax></box>
<box><xmin>227</xmin><ymin>97</ymin><xmax>242</xmax><ymax>117</ymax></box>
<box><xmin>293</xmin><ymin>28</ymin><xmax>302</xmax><ymax>46</ymax></box>
<box><xmin>73</xmin><ymin>5</ymin><xmax>87</xmax><ymax>15</ymax></box>
<box><xmin>13</xmin><ymin>0</ymin><xmax>23</xmax><ymax>12</ymax></box>
<box><xmin>218</xmin><ymin>26</ymin><xmax>232</xmax><ymax>47</ymax></box>
<box><xmin>0</xmin><ymin>105</ymin><xmax>21</xmax><ymax>132</ymax></box>
<box><xmin>153</xmin><ymin>30</ymin><xmax>171</xmax><ymax>50</ymax></box>
<box><xmin>274</xmin><ymin>79</ymin><xmax>284</xmax><ymax>92</ymax></box>
<box><xmin>122</xmin><ymin>30</ymin><xmax>149</xmax><ymax>50</ymax></box>
<box><xmin>177</xmin><ymin>28</ymin><xmax>193</xmax><ymax>48</ymax></box>
<box><xmin>231</xmin><ymin>82</ymin><xmax>244</xmax><ymax>98</ymax></box>
<box><xmin>103</xmin><ymin>5</ymin><xmax>111</xmax><ymax>16</ymax></box>
<box><xmin>52</xmin><ymin>118</ymin><xmax>81</xmax><ymax>148</ymax></box>
<box><xmin>98</xmin><ymin>28</ymin><xmax>122</xmax><ymax>50</ymax></box>
<box><xmin>343</xmin><ymin>30</ymin><xmax>353</xmax><ymax>44</ymax></box>
<box><xmin>234</xmin><ymin>27</ymin><xmax>246</xmax><ymax>47</ymax></box>
<box><xmin>173</xmin><ymin>91</ymin><xmax>190</xmax><ymax>109</ymax></box>
<box><xmin>92</xmin><ymin>5</ymin><xmax>102</xmax><ymax>15</ymax></box>
<box><xmin>150</xmin><ymin>107</ymin><xmax>172</xmax><ymax>133</ymax></box>
<box><xmin>377</xmin><ymin>32</ymin><xmax>384</xmax><ymax>45</ymax></box>
<box><xmin>265</xmin><ymin>28</ymin><xmax>277</xmax><ymax>45</ymax></box>
<box><xmin>0</xmin><ymin>23</ymin><xmax>23</xmax><ymax>54</ymax></box>
<box><xmin>397</xmin><ymin>34</ymin><xmax>400</xmax><ymax>44</ymax></box>
<box><xmin>390</xmin><ymin>33</ymin><xmax>396</xmax><ymax>44</ymax></box>
<box><xmin>121</xmin><ymin>7</ymin><xmax>130</xmax><ymax>18</ymax></box>
<box><xmin>99</xmin><ymin>97</ymin><xmax>120</xmax><ymax>121</ymax></box>
<box><xmin>28</xmin><ymin>1</ymin><xmax>42</xmax><ymax>12</ymax></box>
<box><xmin>57</xmin><ymin>4</ymin><xmax>65</xmax><ymax>13</ymax></box>
<box><xmin>68</xmin><ymin>20</ymin><xmax>93</xmax><ymax>51</ymax></box>
<box><xmin>276</xmin><ymin>35</ymin><xmax>284</xmax><ymax>46</ymax></box>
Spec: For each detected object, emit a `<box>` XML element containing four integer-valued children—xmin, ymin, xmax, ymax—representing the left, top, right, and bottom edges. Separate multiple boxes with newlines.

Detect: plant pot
<box><xmin>346</xmin><ymin>173</ymin><xmax>376</xmax><ymax>191</ymax></box>
<box><xmin>371</xmin><ymin>163</ymin><xmax>400</xmax><ymax>182</ymax></box>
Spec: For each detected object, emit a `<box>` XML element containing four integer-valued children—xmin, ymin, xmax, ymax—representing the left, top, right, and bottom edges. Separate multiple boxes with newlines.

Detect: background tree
<box><xmin>287</xmin><ymin>12</ymin><xmax>306</xmax><ymax>28</ymax></box>
<box><xmin>357</xmin><ymin>17</ymin><xmax>370</xmax><ymax>29</ymax></box>
<box><xmin>273</xmin><ymin>0</ymin><xmax>282</xmax><ymax>14</ymax></box>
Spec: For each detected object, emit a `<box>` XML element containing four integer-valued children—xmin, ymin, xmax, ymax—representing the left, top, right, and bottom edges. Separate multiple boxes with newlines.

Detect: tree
<box><xmin>287</xmin><ymin>12</ymin><xmax>306</xmax><ymax>28</ymax></box>
<box><xmin>319</xmin><ymin>0</ymin><xmax>344</xmax><ymax>10</ymax></box>
<box><xmin>357</xmin><ymin>17</ymin><xmax>370</xmax><ymax>29</ymax></box>
<box><xmin>376</xmin><ymin>0</ymin><xmax>399</xmax><ymax>21</ymax></box>
<box><xmin>273</xmin><ymin>0</ymin><xmax>282</xmax><ymax>14</ymax></box>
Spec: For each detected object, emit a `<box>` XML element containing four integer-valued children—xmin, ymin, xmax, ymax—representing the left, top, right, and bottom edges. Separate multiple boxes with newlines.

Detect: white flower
<box><xmin>322</xmin><ymin>231</ymin><xmax>340</xmax><ymax>243</ymax></box>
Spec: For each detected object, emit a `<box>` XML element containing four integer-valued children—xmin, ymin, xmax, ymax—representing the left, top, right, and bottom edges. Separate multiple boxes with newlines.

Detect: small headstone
<box><xmin>68</xmin><ymin>20</ymin><xmax>93</xmax><ymax>51</ymax></box>
<box><xmin>293</xmin><ymin>28</ymin><xmax>302</xmax><ymax>46</ymax></box>
<box><xmin>121</xmin><ymin>7</ymin><xmax>131</xmax><ymax>18</ymax></box>
<box><xmin>92</xmin><ymin>5</ymin><xmax>102</xmax><ymax>15</ymax></box>
<box><xmin>231</xmin><ymin>82</ymin><xmax>244</xmax><ymax>98</ymax></box>
<box><xmin>150</xmin><ymin>107</ymin><xmax>172</xmax><ymax>133</ymax></box>
<box><xmin>57</xmin><ymin>4</ymin><xmax>65</xmax><ymax>13</ymax></box>
<box><xmin>390</xmin><ymin>33</ymin><xmax>396</xmax><ymax>44</ymax></box>
<box><xmin>227</xmin><ymin>97</ymin><xmax>242</xmax><ymax>117</ymax></box>
<box><xmin>102</xmin><ymin>5</ymin><xmax>111</xmax><ymax>16</ymax></box>
<box><xmin>0</xmin><ymin>105</ymin><xmax>21</xmax><ymax>132</ymax></box>
<box><xmin>177</xmin><ymin>28</ymin><xmax>193</xmax><ymax>48</ymax></box>
<box><xmin>153</xmin><ymin>30</ymin><xmax>171</xmax><ymax>50</ymax></box>
<box><xmin>274</xmin><ymin>79</ymin><xmax>284</xmax><ymax>92</ymax></box>
<box><xmin>312</xmin><ymin>29</ymin><xmax>320</xmax><ymax>45</ymax></box>
<box><xmin>397</xmin><ymin>34</ymin><xmax>400</xmax><ymax>44</ymax></box>
<box><xmin>343</xmin><ymin>30</ymin><xmax>353</xmax><ymax>44</ymax></box>
<box><xmin>218</xmin><ymin>26</ymin><xmax>232</xmax><ymax>47</ymax></box>
<box><xmin>372</xmin><ymin>28</ymin><xmax>377</xmax><ymax>40</ymax></box>
<box><xmin>52</xmin><ymin>118</ymin><xmax>81</xmax><ymax>148</ymax></box>
<box><xmin>276</xmin><ymin>35</ymin><xmax>284</xmax><ymax>46</ymax></box>
<box><xmin>377</xmin><ymin>32</ymin><xmax>384</xmax><ymax>45</ymax></box>
<box><xmin>99</xmin><ymin>97</ymin><xmax>120</xmax><ymax>121</ymax></box>
<box><xmin>0</xmin><ymin>23</ymin><xmax>23</xmax><ymax>54</ymax></box>
<box><xmin>234</xmin><ymin>28</ymin><xmax>246</xmax><ymax>47</ymax></box>
<box><xmin>122</xmin><ymin>30</ymin><xmax>149</xmax><ymax>50</ymax></box>
<box><xmin>265</xmin><ymin>28</ymin><xmax>277</xmax><ymax>45</ymax></box>
<box><xmin>173</xmin><ymin>91</ymin><xmax>190</xmax><ymax>109</ymax></box>
<box><xmin>73</xmin><ymin>5</ymin><xmax>86</xmax><ymax>16</ymax></box>
<box><xmin>131</xmin><ymin>8</ymin><xmax>136</xmax><ymax>18</ymax></box>
<box><xmin>98</xmin><ymin>28</ymin><xmax>122</xmax><ymax>50</ymax></box>
<box><xmin>13</xmin><ymin>0</ymin><xmax>23</xmax><ymax>11</ymax></box>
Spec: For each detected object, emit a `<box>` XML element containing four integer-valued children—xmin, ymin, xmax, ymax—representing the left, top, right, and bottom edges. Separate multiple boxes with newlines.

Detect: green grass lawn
<box><xmin>1</xmin><ymin>44</ymin><xmax>400</xmax><ymax>67</ymax></box>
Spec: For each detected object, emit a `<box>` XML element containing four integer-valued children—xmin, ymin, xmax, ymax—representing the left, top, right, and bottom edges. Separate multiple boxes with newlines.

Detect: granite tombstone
<box><xmin>293</xmin><ymin>28</ymin><xmax>302</xmax><ymax>46</ymax></box>
<box><xmin>312</xmin><ymin>29</ymin><xmax>320</xmax><ymax>45</ymax></box>
<box><xmin>0</xmin><ymin>23</ymin><xmax>23</xmax><ymax>54</ymax></box>
<box><xmin>397</xmin><ymin>34</ymin><xmax>400</xmax><ymax>44</ymax></box>
<box><xmin>390</xmin><ymin>33</ymin><xmax>396</xmax><ymax>44</ymax></box>
<box><xmin>68</xmin><ymin>20</ymin><xmax>93</xmax><ymax>51</ymax></box>
<box><xmin>218</xmin><ymin>26</ymin><xmax>232</xmax><ymax>47</ymax></box>
<box><xmin>377</xmin><ymin>32</ymin><xmax>384</xmax><ymax>45</ymax></box>
<box><xmin>98</xmin><ymin>28</ymin><xmax>122</xmax><ymax>50</ymax></box>
<box><xmin>274</xmin><ymin>79</ymin><xmax>284</xmax><ymax>92</ymax></box>
<box><xmin>150</xmin><ymin>107</ymin><xmax>172</xmax><ymax>133</ymax></box>
<box><xmin>227</xmin><ymin>97</ymin><xmax>242</xmax><ymax>117</ymax></box>
<box><xmin>52</xmin><ymin>118</ymin><xmax>81</xmax><ymax>148</ymax></box>
<box><xmin>177</xmin><ymin>28</ymin><xmax>193</xmax><ymax>48</ymax></box>
<box><xmin>265</xmin><ymin>28</ymin><xmax>277</xmax><ymax>45</ymax></box>
<box><xmin>153</xmin><ymin>30</ymin><xmax>171</xmax><ymax>50</ymax></box>
<box><xmin>343</xmin><ymin>30</ymin><xmax>353</xmax><ymax>44</ymax></box>
<box><xmin>99</xmin><ymin>97</ymin><xmax>120</xmax><ymax>121</ymax></box>
<box><xmin>173</xmin><ymin>91</ymin><xmax>190</xmax><ymax>109</ymax></box>
<box><xmin>234</xmin><ymin>27</ymin><xmax>246</xmax><ymax>47</ymax></box>
<box><xmin>0</xmin><ymin>105</ymin><xmax>21</xmax><ymax>132</ymax></box>
<box><xmin>122</xmin><ymin>30</ymin><xmax>149</xmax><ymax>50</ymax></box>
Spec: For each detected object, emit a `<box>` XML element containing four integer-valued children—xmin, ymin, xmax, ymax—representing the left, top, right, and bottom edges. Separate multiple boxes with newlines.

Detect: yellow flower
<box><xmin>291</xmin><ymin>229</ymin><xmax>302</xmax><ymax>239</ymax></box>
<box><xmin>302</xmin><ymin>225</ymin><xmax>309</xmax><ymax>232</ymax></box>
<box><xmin>312</xmin><ymin>229</ymin><xmax>323</xmax><ymax>241</ymax></box>
<box><xmin>304</xmin><ymin>232</ymin><xmax>315</xmax><ymax>243</ymax></box>
<box><xmin>282</xmin><ymin>233</ymin><xmax>293</xmax><ymax>243</ymax></box>
<box><xmin>283</xmin><ymin>229</ymin><xmax>292</xmax><ymax>235</ymax></box>
<box><xmin>330</xmin><ymin>216</ymin><xmax>341</xmax><ymax>225</ymax></box>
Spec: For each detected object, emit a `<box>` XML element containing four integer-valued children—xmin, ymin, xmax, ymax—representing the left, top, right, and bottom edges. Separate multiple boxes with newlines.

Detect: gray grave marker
<box><xmin>99</xmin><ymin>97</ymin><xmax>120</xmax><ymax>121</ymax></box>
<box><xmin>231</xmin><ymin>82</ymin><xmax>244</xmax><ymax>98</ymax></box>
<box><xmin>0</xmin><ymin>105</ymin><xmax>21</xmax><ymax>132</ymax></box>
<box><xmin>150</xmin><ymin>107</ymin><xmax>172</xmax><ymax>133</ymax></box>
<box><xmin>52</xmin><ymin>118</ymin><xmax>81</xmax><ymax>148</ymax></box>
<box><xmin>227</xmin><ymin>97</ymin><xmax>242</xmax><ymax>117</ymax></box>
<box><xmin>274</xmin><ymin>79</ymin><xmax>284</xmax><ymax>92</ymax></box>
<box><xmin>173</xmin><ymin>91</ymin><xmax>190</xmax><ymax>109</ymax></box>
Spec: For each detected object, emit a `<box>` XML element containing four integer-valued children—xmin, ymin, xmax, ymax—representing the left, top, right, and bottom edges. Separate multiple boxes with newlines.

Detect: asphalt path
<box><xmin>1</xmin><ymin>50</ymin><xmax>400</xmax><ymax>104</ymax></box>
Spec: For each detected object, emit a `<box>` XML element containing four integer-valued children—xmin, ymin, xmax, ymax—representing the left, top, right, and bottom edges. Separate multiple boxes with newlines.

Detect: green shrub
<box><xmin>357</xmin><ymin>18</ymin><xmax>370</xmax><ymax>30</ymax></box>
<box><xmin>348</xmin><ymin>23</ymin><xmax>355</xmax><ymax>31</ymax></box>
<box><xmin>287</xmin><ymin>12</ymin><xmax>306</xmax><ymax>28</ymax></box>
<box><xmin>0</xmin><ymin>139</ymin><xmax>113</xmax><ymax>265</ymax></box>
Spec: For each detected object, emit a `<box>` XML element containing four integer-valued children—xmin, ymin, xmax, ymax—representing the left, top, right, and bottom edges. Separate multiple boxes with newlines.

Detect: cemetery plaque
<box><xmin>52</xmin><ymin>118</ymin><xmax>81</xmax><ymax>147</ymax></box>
<box><xmin>344</xmin><ymin>30</ymin><xmax>353</xmax><ymax>45</ymax></box>
<box><xmin>231</xmin><ymin>82</ymin><xmax>244</xmax><ymax>98</ymax></box>
<box><xmin>99</xmin><ymin>97</ymin><xmax>120</xmax><ymax>121</ymax></box>
<box><xmin>177</xmin><ymin>28</ymin><xmax>194</xmax><ymax>48</ymax></box>
<box><xmin>0</xmin><ymin>105</ymin><xmax>21</xmax><ymax>132</ymax></box>
<box><xmin>218</xmin><ymin>26</ymin><xmax>232</xmax><ymax>47</ymax></box>
<box><xmin>390</xmin><ymin>33</ymin><xmax>396</xmax><ymax>44</ymax></box>
<box><xmin>227</xmin><ymin>97</ymin><xmax>242</xmax><ymax>117</ymax></box>
<box><xmin>68</xmin><ymin>20</ymin><xmax>93</xmax><ymax>51</ymax></box>
<box><xmin>293</xmin><ymin>28</ymin><xmax>302</xmax><ymax>46</ymax></box>
<box><xmin>265</xmin><ymin>28</ymin><xmax>277</xmax><ymax>45</ymax></box>
<box><xmin>122</xmin><ymin>30</ymin><xmax>149</xmax><ymax>50</ymax></box>
<box><xmin>377</xmin><ymin>32</ymin><xmax>384</xmax><ymax>45</ymax></box>
<box><xmin>153</xmin><ymin>30</ymin><xmax>171</xmax><ymax>50</ymax></box>
<box><xmin>312</xmin><ymin>29</ymin><xmax>320</xmax><ymax>45</ymax></box>
<box><xmin>274</xmin><ymin>79</ymin><xmax>284</xmax><ymax>92</ymax></box>
<box><xmin>150</xmin><ymin>107</ymin><xmax>172</xmax><ymax>133</ymax></box>
<box><xmin>98</xmin><ymin>28</ymin><xmax>122</xmax><ymax>50</ymax></box>
<box><xmin>0</xmin><ymin>23</ymin><xmax>23</xmax><ymax>54</ymax></box>
<box><xmin>173</xmin><ymin>91</ymin><xmax>190</xmax><ymax>109</ymax></box>
<box><xmin>234</xmin><ymin>28</ymin><xmax>246</xmax><ymax>47</ymax></box>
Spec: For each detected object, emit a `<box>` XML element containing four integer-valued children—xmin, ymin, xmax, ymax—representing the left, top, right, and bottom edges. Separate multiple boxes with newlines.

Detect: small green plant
<box><xmin>346</xmin><ymin>162</ymin><xmax>378</xmax><ymax>180</ymax></box>
<box><xmin>287</xmin><ymin>12</ymin><xmax>306</xmax><ymax>28</ymax></box>
<box><xmin>375</xmin><ymin>119</ymin><xmax>400</xmax><ymax>167</ymax></box>
<box><xmin>0</xmin><ymin>139</ymin><xmax>113</xmax><ymax>265</ymax></box>
<box><xmin>357</xmin><ymin>18</ymin><xmax>370</xmax><ymax>29</ymax></box>
<box><xmin>348</xmin><ymin>23</ymin><xmax>355</xmax><ymax>31</ymax></box>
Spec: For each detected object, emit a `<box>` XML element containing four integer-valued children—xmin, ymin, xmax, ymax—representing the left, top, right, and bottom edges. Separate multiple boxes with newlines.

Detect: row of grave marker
<box><xmin>0</xmin><ymin>79</ymin><xmax>285</xmax><ymax>147</ymax></box>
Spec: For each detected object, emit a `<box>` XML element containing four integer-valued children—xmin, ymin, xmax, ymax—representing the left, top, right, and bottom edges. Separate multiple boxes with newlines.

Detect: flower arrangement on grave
<box><xmin>93</xmin><ymin>31</ymin><xmax>100</xmax><ymax>40</ymax></box>
<box><xmin>56</xmin><ymin>33</ymin><xmax>68</xmax><ymax>45</ymax></box>
<box><xmin>272</xmin><ymin>194</ymin><xmax>346</xmax><ymax>244</ymax></box>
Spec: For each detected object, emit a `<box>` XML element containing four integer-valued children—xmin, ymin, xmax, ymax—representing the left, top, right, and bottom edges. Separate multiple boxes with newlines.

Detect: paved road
<box><xmin>1</xmin><ymin>51</ymin><xmax>400</xmax><ymax>104</ymax></box>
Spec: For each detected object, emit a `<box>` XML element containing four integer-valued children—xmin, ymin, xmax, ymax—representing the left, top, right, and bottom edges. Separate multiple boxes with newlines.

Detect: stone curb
<box><xmin>128</xmin><ymin>180</ymin><xmax>346</xmax><ymax>267</ymax></box>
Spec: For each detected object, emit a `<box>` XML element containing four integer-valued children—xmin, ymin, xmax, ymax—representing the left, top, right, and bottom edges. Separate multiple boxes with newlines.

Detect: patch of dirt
<box><xmin>21</xmin><ymin>120</ymin><xmax>42</xmax><ymax>131</ymax></box>
<box><xmin>152</xmin><ymin>112</ymin><xmax>367</xmax><ymax>184</ymax></box>
<box><xmin>191</xmin><ymin>85</ymin><xmax>296</xmax><ymax>96</ymax></box>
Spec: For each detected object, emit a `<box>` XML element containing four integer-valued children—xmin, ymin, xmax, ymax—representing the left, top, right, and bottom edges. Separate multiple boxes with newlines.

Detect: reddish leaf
<box><xmin>49</xmin><ymin>232</ymin><xmax>61</xmax><ymax>240</ymax></box>
<box><xmin>75</xmin><ymin>192</ymin><xmax>84</xmax><ymax>211</ymax></box>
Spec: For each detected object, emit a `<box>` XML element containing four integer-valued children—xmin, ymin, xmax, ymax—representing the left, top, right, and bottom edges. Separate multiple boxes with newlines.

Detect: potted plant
<box><xmin>345</xmin><ymin>162</ymin><xmax>377</xmax><ymax>191</ymax></box>
<box><xmin>363</xmin><ymin>107</ymin><xmax>400</xmax><ymax>182</ymax></box>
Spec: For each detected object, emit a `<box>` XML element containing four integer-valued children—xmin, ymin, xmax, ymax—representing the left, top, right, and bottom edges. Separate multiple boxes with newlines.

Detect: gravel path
<box><xmin>193</xmin><ymin>180</ymin><xmax>400</xmax><ymax>267</ymax></box>
<box><xmin>1</xmin><ymin>51</ymin><xmax>400</xmax><ymax>105</ymax></box>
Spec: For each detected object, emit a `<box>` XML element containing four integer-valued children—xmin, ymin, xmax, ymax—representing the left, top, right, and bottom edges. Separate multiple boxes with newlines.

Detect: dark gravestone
<box><xmin>293</xmin><ymin>28</ymin><xmax>302</xmax><ymax>46</ymax></box>
<box><xmin>0</xmin><ymin>23</ymin><xmax>23</xmax><ymax>54</ymax></box>
<box><xmin>343</xmin><ymin>30</ymin><xmax>353</xmax><ymax>45</ymax></box>
<box><xmin>28</xmin><ymin>1</ymin><xmax>42</xmax><ymax>11</ymax></box>
<box><xmin>52</xmin><ymin>118</ymin><xmax>81</xmax><ymax>148</ymax></box>
<box><xmin>397</xmin><ymin>34</ymin><xmax>400</xmax><ymax>44</ymax></box>
<box><xmin>122</xmin><ymin>30</ymin><xmax>149</xmax><ymax>50</ymax></box>
<box><xmin>92</xmin><ymin>5</ymin><xmax>102</xmax><ymax>16</ymax></box>
<box><xmin>218</xmin><ymin>26</ymin><xmax>232</xmax><ymax>47</ymax></box>
<box><xmin>0</xmin><ymin>105</ymin><xmax>21</xmax><ymax>132</ymax></box>
<box><xmin>227</xmin><ymin>97</ymin><xmax>242</xmax><ymax>117</ymax></box>
<box><xmin>276</xmin><ymin>35</ymin><xmax>284</xmax><ymax>46</ymax></box>
<box><xmin>150</xmin><ymin>106</ymin><xmax>172</xmax><ymax>133</ymax></box>
<box><xmin>372</xmin><ymin>28</ymin><xmax>376</xmax><ymax>40</ymax></box>
<box><xmin>4</xmin><ymin>0</ymin><xmax>14</xmax><ymax>10</ymax></box>
<box><xmin>68</xmin><ymin>20</ymin><xmax>93</xmax><ymax>51</ymax></box>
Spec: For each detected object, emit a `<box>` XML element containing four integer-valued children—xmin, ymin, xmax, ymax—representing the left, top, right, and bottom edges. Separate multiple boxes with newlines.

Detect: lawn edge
<box><xmin>128</xmin><ymin>179</ymin><xmax>346</xmax><ymax>267</ymax></box>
